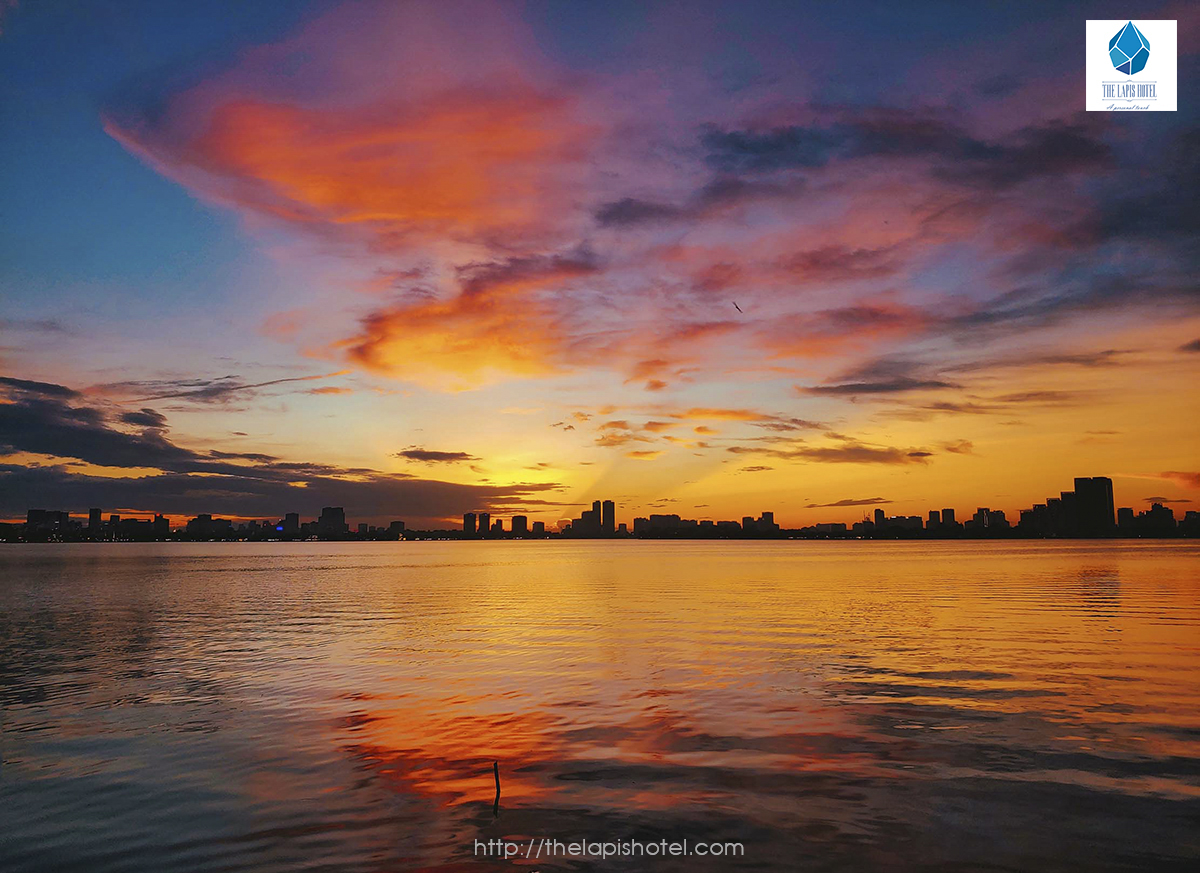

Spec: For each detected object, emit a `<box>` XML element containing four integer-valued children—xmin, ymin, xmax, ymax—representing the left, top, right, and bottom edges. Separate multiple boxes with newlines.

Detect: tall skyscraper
<box><xmin>477</xmin><ymin>512</ymin><xmax>490</xmax><ymax>537</ymax></box>
<box><xmin>942</xmin><ymin>508</ymin><xmax>956</xmax><ymax>525</ymax></box>
<box><xmin>318</xmin><ymin>506</ymin><xmax>347</xmax><ymax>537</ymax></box>
<box><xmin>463</xmin><ymin>512</ymin><xmax>477</xmax><ymax>536</ymax></box>
<box><xmin>88</xmin><ymin>507</ymin><xmax>102</xmax><ymax>531</ymax></box>
<box><xmin>601</xmin><ymin>500</ymin><xmax>615</xmax><ymax>534</ymax></box>
<box><xmin>512</xmin><ymin>515</ymin><xmax>528</xmax><ymax>535</ymax></box>
<box><xmin>874</xmin><ymin>508</ymin><xmax>886</xmax><ymax>525</ymax></box>
<box><xmin>1074</xmin><ymin>477</ymin><xmax>1115</xmax><ymax>536</ymax></box>
<box><xmin>579</xmin><ymin>508</ymin><xmax>598</xmax><ymax>533</ymax></box>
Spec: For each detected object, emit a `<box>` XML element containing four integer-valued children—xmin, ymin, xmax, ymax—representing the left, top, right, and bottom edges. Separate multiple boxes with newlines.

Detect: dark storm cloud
<box><xmin>0</xmin><ymin>376</ymin><xmax>81</xmax><ymax>399</ymax></box>
<box><xmin>207</xmin><ymin>449</ymin><xmax>280</xmax><ymax>463</ymax></box>
<box><xmin>0</xmin><ymin>463</ymin><xmax>566</xmax><ymax>521</ymax></box>
<box><xmin>0</xmin><ymin>382</ymin><xmax>565</xmax><ymax>520</ymax></box>
<box><xmin>0</xmin><ymin>392</ymin><xmax>207</xmax><ymax>471</ymax></box>
<box><xmin>119</xmin><ymin>408</ymin><xmax>169</xmax><ymax>428</ymax></box>
<box><xmin>594</xmin><ymin>175</ymin><xmax>806</xmax><ymax>228</ymax></box>
<box><xmin>701</xmin><ymin>110</ymin><xmax>1112</xmax><ymax>190</ymax></box>
<box><xmin>595</xmin><ymin>198</ymin><xmax>685</xmax><ymax>226</ymax></box>
<box><xmin>395</xmin><ymin>447</ymin><xmax>479</xmax><ymax>463</ymax></box>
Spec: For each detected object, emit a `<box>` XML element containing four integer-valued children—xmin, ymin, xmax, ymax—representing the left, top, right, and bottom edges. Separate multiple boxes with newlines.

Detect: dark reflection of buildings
<box><xmin>1078</xmin><ymin>567</ymin><xmax>1120</xmax><ymax>603</ymax></box>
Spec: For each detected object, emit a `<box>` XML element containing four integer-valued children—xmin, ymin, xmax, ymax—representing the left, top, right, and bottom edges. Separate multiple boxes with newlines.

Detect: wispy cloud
<box><xmin>395</xmin><ymin>447</ymin><xmax>478</xmax><ymax>464</ymax></box>
<box><xmin>805</xmin><ymin>497</ymin><xmax>890</xmax><ymax>508</ymax></box>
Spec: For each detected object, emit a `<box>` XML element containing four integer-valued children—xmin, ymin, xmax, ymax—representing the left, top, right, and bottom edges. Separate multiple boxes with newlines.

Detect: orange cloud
<box><xmin>344</xmin><ymin>285</ymin><xmax>565</xmax><ymax>389</ymax></box>
<box><xmin>626</xmin><ymin>450</ymin><xmax>664</xmax><ymax>460</ymax></box>
<box><xmin>109</xmin><ymin>85</ymin><xmax>593</xmax><ymax>249</ymax></box>
<box><xmin>1162</xmin><ymin>471</ymin><xmax>1200</xmax><ymax>489</ymax></box>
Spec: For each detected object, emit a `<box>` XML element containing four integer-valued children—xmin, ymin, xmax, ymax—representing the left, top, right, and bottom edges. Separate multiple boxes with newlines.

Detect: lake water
<box><xmin>2</xmin><ymin>541</ymin><xmax>1198</xmax><ymax>871</ymax></box>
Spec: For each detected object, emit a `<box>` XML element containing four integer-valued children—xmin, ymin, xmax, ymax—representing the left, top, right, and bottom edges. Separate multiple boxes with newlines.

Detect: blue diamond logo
<box><xmin>1108</xmin><ymin>21</ymin><xmax>1150</xmax><ymax>75</ymax></box>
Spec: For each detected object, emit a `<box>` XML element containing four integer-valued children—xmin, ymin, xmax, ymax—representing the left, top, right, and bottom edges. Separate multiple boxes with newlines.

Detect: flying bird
<box><xmin>732</xmin><ymin>301</ymin><xmax>743</xmax><ymax>313</ymax></box>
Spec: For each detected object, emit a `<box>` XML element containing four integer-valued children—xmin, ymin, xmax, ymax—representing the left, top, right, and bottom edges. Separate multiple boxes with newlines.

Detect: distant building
<box><xmin>511</xmin><ymin>515</ymin><xmax>528</xmax><ymax>535</ymax></box>
<box><xmin>1117</xmin><ymin>507</ymin><xmax>1135</xmax><ymax>531</ymax></box>
<box><xmin>531</xmin><ymin>520</ymin><xmax>545</xmax><ymax>536</ymax></box>
<box><xmin>318</xmin><ymin>506</ymin><xmax>348</xmax><ymax>538</ymax></box>
<box><xmin>477</xmin><ymin>512</ymin><xmax>490</xmax><ymax>537</ymax></box>
<box><xmin>601</xmin><ymin>500</ymin><xmax>615</xmax><ymax>534</ymax></box>
<box><xmin>463</xmin><ymin>512</ymin><xmax>476</xmax><ymax>536</ymax></box>
<box><xmin>579</xmin><ymin>507</ymin><xmax>599</xmax><ymax>533</ymax></box>
<box><xmin>1074</xmin><ymin>476</ymin><xmax>1115</xmax><ymax>536</ymax></box>
<box><xmin>186</xmin><ymin>514</ymin><xmax>233</xmax><ymax>539</ymax></box>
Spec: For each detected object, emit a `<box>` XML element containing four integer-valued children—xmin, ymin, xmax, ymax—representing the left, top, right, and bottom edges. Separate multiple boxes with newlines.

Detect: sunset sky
<box><xmin>1</xmin><ymin>0</ymin><xmax>1197</xmax><ymax>528</ymax></box>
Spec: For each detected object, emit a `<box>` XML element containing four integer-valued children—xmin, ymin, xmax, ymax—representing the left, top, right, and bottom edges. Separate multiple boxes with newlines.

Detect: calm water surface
<box><xmin>2</xmin><ymin>541</ymin><xmax>1198</xmax><ymax>871</ymax></box>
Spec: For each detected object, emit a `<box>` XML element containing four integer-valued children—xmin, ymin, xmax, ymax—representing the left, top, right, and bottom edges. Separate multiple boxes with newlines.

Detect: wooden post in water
<box><xmin>492</xmin><ymin>760</ymin><xmax>501</xmax><ymax>816</ymax></box>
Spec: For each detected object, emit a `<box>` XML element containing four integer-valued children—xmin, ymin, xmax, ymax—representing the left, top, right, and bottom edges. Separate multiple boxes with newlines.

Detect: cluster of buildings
<box><xmin>462</xmin><ymin>511</ymin><xmax>548</xmax><ymax>538</ymax></box>
<box><xmin>4</xmin><ymin>477</ymin><xmax>1198</xmax><ymax>543</ymax></box>
<box><xmin>799</xmin><ymin>477</ymin><xmax>1198</xmax><ymax>539</ymax></box>
<box><xmin>462</xmin><ymin>505</ymin><xmax>781</xmax><ymax>539</ymax></box>
<box><xmin>23</xmin><ymin>508</ymin><xmax>171</xmax><ymax>541</ymax></box>
<box><xmin>631</xmin><ymin>510</ymin><xmax>780</xmax><ymax>538</ymax></box>
<box><xmin>8</xmin><ymin>506</ymin><xmax>406</xmax><ymax>543</ymax></box>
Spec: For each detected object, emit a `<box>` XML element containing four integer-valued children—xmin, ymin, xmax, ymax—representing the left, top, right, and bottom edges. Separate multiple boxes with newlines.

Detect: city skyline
<box><xmin>8</xmin><ymin>475</ymin><xmax>1199</xmax><ymax>541</ymax></box>
<box><xmin>2</xmin><ymin>2</ymin><xmax>1198</xmax><ymax>531</ymax></box>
